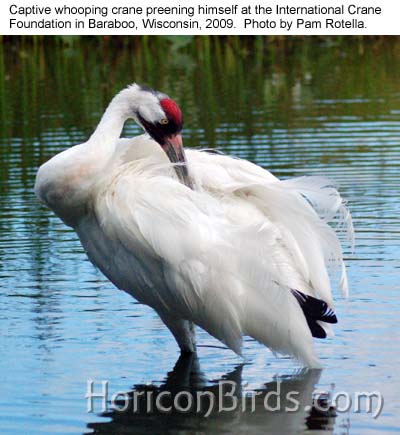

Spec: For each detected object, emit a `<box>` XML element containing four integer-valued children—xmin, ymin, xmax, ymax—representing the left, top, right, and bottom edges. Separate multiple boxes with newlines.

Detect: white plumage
<box><xmin>35</xmin><ymin>83</ymin><xmax>353</xmax><ymax>367</ymax></box>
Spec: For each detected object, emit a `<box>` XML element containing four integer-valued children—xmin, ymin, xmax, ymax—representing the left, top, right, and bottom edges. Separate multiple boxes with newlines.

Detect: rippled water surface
<box><xmin>1</xmin><ymin>37</ymin><xmax>399</xmax><ymax>435</ymax></box>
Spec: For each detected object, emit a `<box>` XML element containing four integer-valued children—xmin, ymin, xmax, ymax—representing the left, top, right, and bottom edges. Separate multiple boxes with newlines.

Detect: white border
<box><xmin>1</xmin><ymin>0</ymin><xmax>399</xmax><ymax>36</ymax></box>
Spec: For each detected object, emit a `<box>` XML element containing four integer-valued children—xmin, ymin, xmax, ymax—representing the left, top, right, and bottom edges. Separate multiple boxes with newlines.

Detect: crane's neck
<box><xmin>35</xmin><ymin>86</ymin><xmax>141</xmax><ymax>227</ymax></box>
<box><xmin>87</xmin><ymin>89</ymin><xmax>137</xmax><ymax>155</ymax></box>
<box><xmin>35</xmin><ymin>84</ymin><xmax>167</xmax><ymax>227</ymax></box>
<box><xmin>87</xmin><ymin>84</ymin><xmax>164</xmax><ymax>156</ymax></box>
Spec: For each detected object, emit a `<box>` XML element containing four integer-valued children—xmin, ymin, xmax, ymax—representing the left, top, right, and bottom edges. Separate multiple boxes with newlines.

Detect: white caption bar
<box><xmin>1</xmin><ymin>0</ymin><xmax>399</xmax><ymax>35</ymax></box>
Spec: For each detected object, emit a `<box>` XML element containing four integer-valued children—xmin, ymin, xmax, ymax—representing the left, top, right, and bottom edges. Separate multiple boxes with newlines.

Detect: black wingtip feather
<box><xmin>291</xmin><ymin>289</ymin><xmax>338</xmax><ymax>339</ymax></box>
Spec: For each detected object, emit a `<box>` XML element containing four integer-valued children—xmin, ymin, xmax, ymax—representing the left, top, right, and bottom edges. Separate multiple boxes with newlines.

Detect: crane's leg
<box><xmin>158</xmin><ymin>313</ymin><xmax>196</xmax><ymax>354</ymax></box>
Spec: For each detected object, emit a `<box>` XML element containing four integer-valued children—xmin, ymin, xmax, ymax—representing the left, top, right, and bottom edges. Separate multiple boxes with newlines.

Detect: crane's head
<box><xmin>129</xmin><ymin>84</ymin><xmax>191</xmax><ymax>188</ymax></box>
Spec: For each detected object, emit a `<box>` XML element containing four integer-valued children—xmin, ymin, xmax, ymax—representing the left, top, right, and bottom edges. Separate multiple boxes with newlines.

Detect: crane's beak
<box><xmin>162</xmin><ymin>133</ymin><xmax>193</xmax><ymax>189</ymax></box>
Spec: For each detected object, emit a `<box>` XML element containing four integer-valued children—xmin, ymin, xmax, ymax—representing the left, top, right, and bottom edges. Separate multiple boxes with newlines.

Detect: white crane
<box><xmin>35</xmin><ymin>83</ymin><xmax>353</xmax><ymax>367</ymax></box>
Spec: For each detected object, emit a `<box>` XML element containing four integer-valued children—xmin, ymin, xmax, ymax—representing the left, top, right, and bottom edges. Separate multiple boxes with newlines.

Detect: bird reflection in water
<box><xmin>86</xmin><ymin>354</ymin><xmax>337</xmax><ymax>435</ymax></box>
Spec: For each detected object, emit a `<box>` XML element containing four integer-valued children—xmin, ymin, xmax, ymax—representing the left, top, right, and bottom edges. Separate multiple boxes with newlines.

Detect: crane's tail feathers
<box><xmin>282</xmin><ymin>176</ymin><xmax>354</xmax><ymax>250</ymax></box>
<box><xmin>236</xmin><ymin>175</ymin><xmax>353</xmax><ymax>302</ymax></box>
<box><xmin>291</xmin><ymin>289</ymin><xmax>337</xmax><ymax>339</ymax></box>
<box><xmin>281</xmin><ymin>176</ymin><xmax>354</xmax><ymax>298</ymax></box>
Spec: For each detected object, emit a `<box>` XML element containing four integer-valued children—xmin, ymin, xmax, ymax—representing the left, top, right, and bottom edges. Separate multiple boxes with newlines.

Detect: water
<box><xmin>0</xmin><ymin>37</ymin><xmax>399</xmax><ymax>435</ymax></box>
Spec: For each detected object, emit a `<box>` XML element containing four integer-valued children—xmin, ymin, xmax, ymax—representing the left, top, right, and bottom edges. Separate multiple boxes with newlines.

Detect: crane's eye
<box><xmin>160</xmin><ymin>118</ymin><xmax>169</xmax><ymax>125</ymax></box>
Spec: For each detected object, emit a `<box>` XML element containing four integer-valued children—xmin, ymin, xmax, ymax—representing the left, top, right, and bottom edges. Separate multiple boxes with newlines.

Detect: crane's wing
<box><xmin>187</xmin><ymin>149</ymin><xmax>354</xmax><ymax>303</ymax></box>
<box><xmin>93</xmin><ymin>146</ymin><xmax>352</xmax><ymax>366</ymax></box>
<box><xmin>94</xmin><ymin>160</ymin><xmax>245</xmax><ymax>354</ymax></box>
